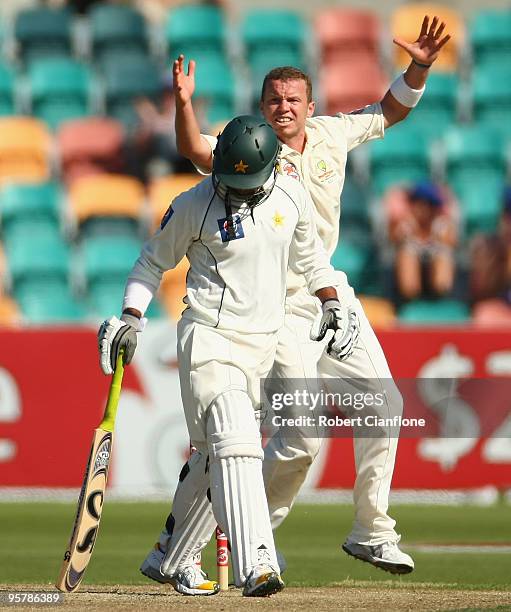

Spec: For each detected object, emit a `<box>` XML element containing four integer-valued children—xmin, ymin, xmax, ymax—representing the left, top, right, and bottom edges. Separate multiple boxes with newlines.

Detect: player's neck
<box><xmin>284</xmin><ymin>132</ymin><xmax>307</xmax><ymax>154</ymax></box>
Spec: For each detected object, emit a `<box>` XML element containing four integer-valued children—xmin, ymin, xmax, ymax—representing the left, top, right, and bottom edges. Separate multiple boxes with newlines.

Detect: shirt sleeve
<box><xmin>122</xmin><ymin>190</ymin><xmax>199</xmax><ymax>314</ymax></box>
<box><xmin>336</xmin><ymin>102</ymin><xmax>385</xmax><ymax>152</ymax></box>
<box><xmin>289</xmin><ymin>188</ymin><xmax>338</xmax><ymax>296</ymax></box>
<box><xmin>193</xmin><ymin>134</ymin><xmax>218</xmax><ymax>175</ymax></box>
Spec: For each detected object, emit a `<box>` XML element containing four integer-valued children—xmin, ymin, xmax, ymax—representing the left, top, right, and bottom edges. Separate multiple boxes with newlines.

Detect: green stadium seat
<box><xmin>369</xmin><ymin>125</ymin><xmax>430</xmax><ymax>194</ymax></box>
<box><xmin>398</xmin><ymin>299</ymin><xmax>470</xmax><ymax>324</ymax></box>
<box><xmin>470</xmin><ymin>10</ymin><xmax>511</xmax><ymax>68</ymax></box>
<box><xmin>90</xmin><ymin>3</ymin><xmax>148</xmax><ymax>62</ymax></box>
<box><xmin>165</xmin><ymin>5</ymin><xmax>226</xmax><ymax>59</ymax></box>
<box><xmin>15</xmin><ymin>279</ymin><xmax>86</xmax><ymax>323</ymax></box>
<box><xmin>6</xmin><ymin>236</ymin><xmax>70</xmax><ymax>288</ymax></box>
<box><xmin>472</xmin><ymin>67</ymin><xmax>511</xmax><ymax>127</ymax></box>
<box><xmin>191</xmin><ymin>54</ymin><xmax>236</xmax><ymax>123</ymax></box>
<box><xmin>0</xmin><ymin>183</ymin><xmax>60</xmax><ymax>237</ymax></box>
<box><xmin>341</xmin><ymin>176</ymin><xmax>370</xmax><ymax>231</ymax></box>
<box><xmin>88</xmin><ymin>279</ymin><xmax>162</xmax><ymax>319</ymax></box>
<box><xmin>14</xmin><ymin>6</ymin><xmax>72</xmax><ymax>64</ymax></box>
<box><xmin>444</xmin><ymin>125</ymin><xmax>505</xmax><ymax>236</ymax></box>
<box><xmin>0</xmin><ymin>62</ymin><xmax>15</xmax><ymax>116</ymax></box>
<box><xmin>331</xmin><ymin>231</ymin><xmax>379</xmax><ymax>294</ymax></box>
<box><xmin>28</xmin><ymin>59</ymin><xmax>93</xmax><ymax>130</ymax></box>
<box><xmin>404</xmin><ymin>73</ymin><xmax>458</xmax><ymax>137</ymax></box>
<box><xmin>241</xmin><ymin>9</ymin><xmax>307</xmax><ymax>63</ymax></box>
<box><xmin>103</xmin><ymin>56</ymin><xmax>162</xmax><ymax>131</ymax></box>
<box><xmin>82</xmin><ymin>236</ymin><xmax>141</xmax><ymax>286</ymax></box>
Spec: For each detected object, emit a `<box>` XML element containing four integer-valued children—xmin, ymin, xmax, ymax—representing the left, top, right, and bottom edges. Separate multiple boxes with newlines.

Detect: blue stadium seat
<box><xmin>15</xmin><ymin>6</ymin><xmax>72</xmax><ymax>64</ymax></box>
<box><xmin>165</xmin><ymin>5</ymin><xmax>226</xmax><ymax>59</ymax></box>
<box><xmin>398</xmin><ymin>299</ymin><xmax>470</xmax><ymax>324</ymax></box>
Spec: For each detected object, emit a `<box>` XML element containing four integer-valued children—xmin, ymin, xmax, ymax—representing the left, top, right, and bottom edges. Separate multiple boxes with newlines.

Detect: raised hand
<box><xmin>393</xmin><ymin>15</ymin><xmax>451</xmax><ymax>66</ymax></box>
<box><xmin>173</xmin><ymin>54</ymin><xmax>196</xmax><ymax>105</ymax></box>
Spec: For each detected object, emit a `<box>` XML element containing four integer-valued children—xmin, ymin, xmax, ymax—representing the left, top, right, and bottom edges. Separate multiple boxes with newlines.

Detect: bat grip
<box><xmin>100</xmin><ymin>349</ymin><xmax>125</xmax><ymax>432</ymax></box>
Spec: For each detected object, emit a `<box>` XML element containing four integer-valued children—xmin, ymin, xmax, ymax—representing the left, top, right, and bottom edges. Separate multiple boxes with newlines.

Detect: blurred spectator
<box><xmin>470</xmin><ymin>187</ymin><xmax>511</xmax><ymax>304</ymax></box>
<box><xmin>388</xmin><ymin>181</ymin><xmax>458</xmax><ymax>301</ymax></box>
<box><xmin>125</xmin><ymin>73</ymin><xmax>200</xmax><ymax>183</ymax></box>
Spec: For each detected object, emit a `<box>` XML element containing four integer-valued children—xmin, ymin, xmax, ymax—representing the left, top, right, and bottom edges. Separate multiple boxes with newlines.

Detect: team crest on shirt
<box><xmin>272</xmin><ymin>211</ymin><xmax>285</xmax><ymax>227</ymax></box>
<box><xmin>217</xmin><ymin>214</ymin><xmax>245</xmax><ymax>242</ymax></box>
<box><xmin>316</xmin><ymin>159</ymin><xmax>335</xmax><ymax>183</ymax></box>
<box><xmin>160</xmin><ymin>205</ymin><xmax>174</xmax><ymax>229</ymax></box>
<box><xmin>281</xmin><ymin>161</ymin><xmax>300</xmax><ymax>181</ymax></box>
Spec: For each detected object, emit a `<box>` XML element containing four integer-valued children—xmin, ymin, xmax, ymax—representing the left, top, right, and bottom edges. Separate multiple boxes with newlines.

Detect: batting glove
<box><xmin>310</xmin><ymin>299</ymin><xmax>360</xmax><ymax>362</ymax></box>
<box><xmin>98</xmin><ymin>314</ymin><xmax>140</xmax><ymax>375</ymax></box>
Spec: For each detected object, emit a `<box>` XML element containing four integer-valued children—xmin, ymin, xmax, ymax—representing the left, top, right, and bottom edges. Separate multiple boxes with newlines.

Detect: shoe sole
<box><xmin>172</xmin><ymin>581</ymin><xmax>220</xmax><ymax>596</ymax></box>
<box><xmin>140</xmin><ymin>565</ymin><xmax>173</xmax><ymax>584</ymax></box>
<box><xmin>243</xmin><ymin>573</ymin><xmax>285</xmax><ymax>597</ymax></box>
<box><xmin>342</xmin><ymin>543</ymin><xmax>414</xmax><ymax>575</ymax></box>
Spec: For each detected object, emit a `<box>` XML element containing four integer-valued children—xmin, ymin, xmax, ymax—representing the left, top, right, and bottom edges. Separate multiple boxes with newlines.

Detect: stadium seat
<box><xmin>470</xmin><ymin>10</ymin><xmax>511</xmax><ymax>69</ymax></box>
<box><xmin>58</xmin><ymin>117</ymin><xmax>126</xmax><ymax>185</ymax></box>
<box><xmin>0</xmin><ymin>294</ymin><xmax>21</xmax><ymax>326</ymax></box>
<box><xmin>331</xmin><ymin>235</ymin><xmax>374</xmax><ymax>293</ymax></box>
<box><xmin>0</xmin><ymin>117</ymin><xmax>52</xmax><ymax>185</ymax></box>
<box><xmin>14</xmin><ymin>6</ymin><xmax>72</xmax><ymax>64</ymax></box>
<box><xmin>160</xmin><ymin>260</ymin><xmax>189</xmax><ymax>320</ymax></box>
<box><xmin>321</xmin><ymin>58</ymin><xmax>386</xmax><ymax>115</ymax></box>
<box><xmin>0</xmin><ymin>181</ymin><xmax>61</xmax><ymax>245</ymax></box>
<box><xmin>189</xmin><ymin>54</ymin><xmax>236</xmax><ymax>123</ymax></box>
<box><xmin>358</xmin><ymin>295</ymin><xmax>396</xmax><ymax>328</ymax></box>
<box><xmin>165</xmin><ymin>5</ymin><xmax>226</xmax><ymax>59</ymax></box>
<box><xmin>0</xmin><ymin>62</ymin><xmax>15</xmax><ymax>116</ymax></box>
<box><xmin>391</xmin><ymin>4</ymin><xmax>464</xmax><ymax>71</ymax></box>
<box><xmin>369</xmin><ymin>124</ymin><xmax>430</xmax><ymax>194</ymax></box>
<box><xmin>241</xmin><ymin>9</ymin><xmax>307</xmax><ymax>63</ymax></box>
<box><xmin>341</xmin><ymin>176</ymin><xmax>371</xmax><ymax>232</ymax></box>
<box><xmin>472</xmin><ymin>67</ymin><xmax>511</xmax><ymax>127</ymax></box>
<box><xmin>87</xmin><ymin>278</ymin><xmax>162</xmax><ymax>319</ymax></box>
<box><xmin>90</xmin><ymin>3</ymin><xmax>148</xmax><ymax>63</ymax></box>
<box><xmin>398</xmin><ymin>299</ymin><xmax>470</xmax><ymax>323</ymax></box>
<box><xmin>315</xmin><ymin>8</ymin><xmax>380</xmax><ymax>63</ymax></box>
<box><xmin>102</xmin><ymin>55</ymin><xmax>162</xmax><ymax>131</ymax></box>
<box><xmin>148</xmin><ymin>174</ymin><xmax>203</xmax><ymax>230</ymax></box>
<box><xmin>472</xmin><ymin>299</ymin><xmax>511</xmax><ymax>327</ymax></box>
<box><xmin>81</xmin><ymin>235</ymin><xmax>141</xmax><ymax>287</ymax></box>
<box><xmin>14</xmin><ymin>279</ymin><xmax>86</xmax><ymax>323</ymax></box>
<box><xmin>68</xmin><ymin>174</ymin><xmax>145</xmax><ymax>233</ymax></box>
<box><xmin>404</xmin><ymin>72</ymin><xmax>459</xmax><ymax>137</ymax></box>
<box><xmin>28</xmin><ymin>58</ymin><xmax>94</xmax><ymax>130</ymax></box>
<box><xmin>444</xmin><ymin>125</ymin><xmax>505</xmax><ymax>236</ymax></box>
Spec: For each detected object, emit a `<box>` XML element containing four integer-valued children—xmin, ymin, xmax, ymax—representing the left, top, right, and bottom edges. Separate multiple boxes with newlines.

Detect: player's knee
<box><xmin>207</xmin><ymin>390</ymin><xmax>263</xmax><ymax>462</ymax></box>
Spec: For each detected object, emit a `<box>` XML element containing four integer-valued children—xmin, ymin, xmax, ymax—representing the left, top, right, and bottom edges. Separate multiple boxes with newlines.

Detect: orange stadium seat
<box><xmin>0</xmin><ymin>295</ymin><xmax>21</xmax><ymax>326</ymax></box>
<box><xmin>391</xmin><ymin>4</ymin><xmax>464</xmax><ymax>71</ymax></box>
<box><xmin>159</xmin><ymin>259</ymin><xmax>190</xmax><ymax>320</ymax></box>
<box><xmin>68</xmin><ymin>173</ymin><xmax>145</xmax><ymax>225</ymax></box>
<box><xmin>148</xmin><ymin>173</ymin><xmax>203</xmax><ymax>230</ymax></box>
<box><xmin>358</xmin><ymin>296</ymin><xmax>396</xmax><ymax>328</ymax></box>
<box><xmin>57</xmin><ymin>117</ymin><xmax>126</xmax><ymax>185</ymax></box>
<box><xmin>315</xmin><ymin>8</ymin><xmax>380</xmax><ymax>63</ymax></box>
<box><xmin>321</xmin><ymin>59</ymin><xmax>387</xmax><ymax>114</ymax></box>
<box><xmin>0</xmin><ymin>117</ymin><xmax>52</xmax><ymax>184</ymax></box>
<box><xmin>472</xmin><ymin>299</ymin><xmax>511</xmax><ymax>327</ymax></box>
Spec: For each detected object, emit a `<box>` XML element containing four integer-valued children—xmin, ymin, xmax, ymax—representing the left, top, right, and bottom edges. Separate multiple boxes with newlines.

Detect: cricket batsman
<box><xmin>98</xmin><ymin>116</ymin><xmax>355</xmax><ymax>595</ymax></box>
<box><xmin>140</xmin><ymin>15</ymin><xmax>451</xmax><ymax>579</ymax></box>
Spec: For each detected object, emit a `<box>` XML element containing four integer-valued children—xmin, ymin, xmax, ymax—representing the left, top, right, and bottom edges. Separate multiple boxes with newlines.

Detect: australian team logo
<box><xmin>281</xmin><ymin>161</ymin><xmax>300</xmax><ymax>181</ymax></box>
<box><xmin>218</xmin><ymin>214</ymin><xmax>245</xmax><ymax>242</ymax></box>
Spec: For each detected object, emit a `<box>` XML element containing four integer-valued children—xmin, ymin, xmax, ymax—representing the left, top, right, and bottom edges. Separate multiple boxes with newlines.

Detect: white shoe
<box><xmin>342</xmin><ymin>539</ymin><xmax>414</xmax><ymax>574</ymax></box>
<box><xmin>242</xmin><ymin>564</ymin><xmax>284</xmax><ymax>597</ymax></box>
<box><xmin>140</xmin><ymin>543</ymin><xmax>172</xmax><ymax>584</ymax></box>
<box><xmin>171</xmin><ymin>565</ymin><xmax>220</xmax><ymax>596</ymax></box>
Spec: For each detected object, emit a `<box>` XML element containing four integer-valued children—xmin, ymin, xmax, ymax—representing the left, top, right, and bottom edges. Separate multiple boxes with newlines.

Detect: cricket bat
<box><xmin>56</xmin><ymin>352</ymin><xmax>125</xmax><ymax>593</ymax></box>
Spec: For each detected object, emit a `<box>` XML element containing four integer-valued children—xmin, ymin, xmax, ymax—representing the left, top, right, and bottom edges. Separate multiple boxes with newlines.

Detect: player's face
<box><xmin>260</xmin><ymin>79</ymin><xmax>315</xmax><ymax>144</ymax></box>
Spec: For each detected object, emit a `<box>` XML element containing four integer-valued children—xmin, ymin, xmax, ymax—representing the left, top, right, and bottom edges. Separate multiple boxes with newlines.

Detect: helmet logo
<box><xmin>234</xmin><ymin>160</ymin><xmax>249</xmax><ymax>173</ymax></box>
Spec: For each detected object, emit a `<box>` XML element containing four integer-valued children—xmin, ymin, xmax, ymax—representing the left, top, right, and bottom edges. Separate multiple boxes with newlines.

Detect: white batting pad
<box><xmin>207</xmin><ymin>390</ymin><xmax>278</xmax><ymax>586</ymax></box>
<box><xmin>161</xmin><ymin>447</ymin><xmax>217</xmax><ymax>576</ymax></box>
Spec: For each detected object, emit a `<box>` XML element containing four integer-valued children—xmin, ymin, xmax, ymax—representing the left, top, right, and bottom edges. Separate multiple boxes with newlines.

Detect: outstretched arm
<box><xmin>381</xmin><ymin>15</ymin><xmax>451</xmax><ymax>128</ymax></box>
<box><xmin>173</xmin><ymin>54</ymin><xmax>214</xmax><ymax>171</ymax></box>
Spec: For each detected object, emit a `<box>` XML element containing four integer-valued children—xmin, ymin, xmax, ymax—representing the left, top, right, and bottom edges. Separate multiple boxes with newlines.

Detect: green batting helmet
<box><xmin>213</xmin><ymin>115</ymin><xmax>280</xmax><ymax>190</ymax></box>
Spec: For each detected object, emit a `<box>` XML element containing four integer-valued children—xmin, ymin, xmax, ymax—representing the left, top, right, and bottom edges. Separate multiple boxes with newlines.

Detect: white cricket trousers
<box><xmin>263</xmin><ymin>281</ymin><xmax>403</xmax><ymax>545</ymax></box>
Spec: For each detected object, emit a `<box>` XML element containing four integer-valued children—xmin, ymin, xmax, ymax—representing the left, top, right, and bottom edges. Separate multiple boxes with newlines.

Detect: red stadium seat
<box><xmin>57</xmin><ymin>117</ymin><xmax>126</xmax><ymax>185</ymax></box>
<box><xmin>315</xmin><ymin>8</ymin><xmax>381</xmax><ymax>63</ymax></box>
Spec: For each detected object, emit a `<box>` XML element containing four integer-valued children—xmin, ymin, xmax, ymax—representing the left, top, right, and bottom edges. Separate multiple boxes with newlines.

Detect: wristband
<box><xmin>412</xmin><ymin>59</ymin><xmax>432</xmax><ymax>69</ymax></box>
<box><xmin>389</xmin><ymin>72</ymin><xmax>425</xmax><ymax>108</ymax></box>
<box><xmin>322</xmin><ymin>299</ymin><xmax>341</xmax><ymax>312</ymax></box>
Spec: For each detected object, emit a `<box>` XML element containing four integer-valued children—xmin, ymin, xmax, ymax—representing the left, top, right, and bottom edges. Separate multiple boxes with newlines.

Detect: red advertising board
<box><xmin>0</xmin><ymin>326</ymin><xmax>510</xmax><ymax>490</ymax></box>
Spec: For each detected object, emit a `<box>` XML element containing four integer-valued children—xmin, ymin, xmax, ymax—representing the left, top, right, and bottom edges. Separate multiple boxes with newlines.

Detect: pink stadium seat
<box><xmin>472</xmin><ymin>299</ymin><xmax>511</xmax><ymax>327</ymax></box>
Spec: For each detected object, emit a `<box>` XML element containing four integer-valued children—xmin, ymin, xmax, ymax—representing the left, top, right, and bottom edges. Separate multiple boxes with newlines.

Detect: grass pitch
<box><xmin>1</xmin><ymin>501</ymin><xmax>510</xmax><ymax>592</ymax></box>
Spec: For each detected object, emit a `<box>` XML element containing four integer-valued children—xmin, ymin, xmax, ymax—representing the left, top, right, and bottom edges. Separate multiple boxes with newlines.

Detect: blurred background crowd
<box><xmin>0</xmin><ymin>0</ymin><xmax>510</xmax><ymax>328</ymax></box>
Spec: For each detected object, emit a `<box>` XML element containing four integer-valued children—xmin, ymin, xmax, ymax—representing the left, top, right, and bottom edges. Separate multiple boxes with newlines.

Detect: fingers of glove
<box><xmin>110</xmin><ymin>325</ymin><xmax>138</xmax><ymax>371</ymax></box>
<box><xmin>310</xmin><ymin>312</ymin><xmax>326</xmax><ymax>341</ymax></box>
<box><xmin>98</xmin><ymin>316</ymin><xmax>123</xmax><ymax>375</ymax></box>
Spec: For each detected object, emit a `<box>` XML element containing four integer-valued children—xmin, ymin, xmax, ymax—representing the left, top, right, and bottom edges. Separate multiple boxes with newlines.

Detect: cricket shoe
<box><xmin>242</xmin><ymin>564</ymin><xmax>284</xmax><ymax>597</ymax></box>
<box><xmin>140</xmin><ymin>543</ymin><xmax>172</xmax><ymax>584</ymax></box>
<box><xmin>170</xmin><ymin>565</ymin><xmax>220</xmax><ymax>596</ymax></box>
<box><xmin>342</xmin><ymin>538</ymin><xmax>414</xmax><ymax>575</ymax></box>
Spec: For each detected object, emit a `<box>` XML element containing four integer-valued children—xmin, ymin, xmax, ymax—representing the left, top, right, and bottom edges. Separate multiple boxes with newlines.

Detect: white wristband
<box><xmin>389</xmin><ymin>72</ymin><xmax>425</xmax><ymax>108</ymax></box>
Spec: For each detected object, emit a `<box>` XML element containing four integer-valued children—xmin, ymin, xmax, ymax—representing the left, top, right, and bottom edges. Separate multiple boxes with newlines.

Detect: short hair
<box><xmin>260</xmin><ymin>66</ymin><xmax>313</xmax><ymax>103</ymax></box>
